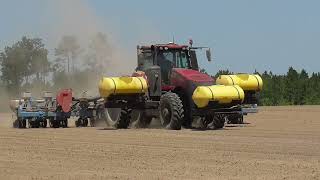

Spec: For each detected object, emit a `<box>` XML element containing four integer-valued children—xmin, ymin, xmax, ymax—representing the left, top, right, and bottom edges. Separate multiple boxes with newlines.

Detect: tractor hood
<box><xmin>171</xmin><ymin>68</ymin><xmax>214</xmax><ymax>88</ymax></box>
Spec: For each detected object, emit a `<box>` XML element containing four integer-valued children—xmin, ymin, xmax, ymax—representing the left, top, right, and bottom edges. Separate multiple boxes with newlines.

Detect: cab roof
<box><xmin>139</xmin><ymin>43</ymin><xmax>189</xmax><ymax>50</ymax></box>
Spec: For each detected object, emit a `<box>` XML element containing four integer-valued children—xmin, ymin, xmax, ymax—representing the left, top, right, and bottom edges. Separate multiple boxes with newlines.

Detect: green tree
<box><xmin>305</xmin><ymin>72</ymin><xmax>320</xmax><ymax>104</ymax></box>
<box><xmin>259</xmin><ymin>71</ymin><xmax>273</xmax><ymax>105</ymax></box>
<box><xmin>297</xmin><ymin>69</ymin><xmax>308</xmax><ymax>105</ymax></box>
<box><xmin>0</xmin><ymin>36</ymin><xmax>49</xmax><ymax>96</ymax></box>
<box><xmin>285</xmin><ymin>67</ymin><xmax>300</xmax><ymax>105</ymax></box>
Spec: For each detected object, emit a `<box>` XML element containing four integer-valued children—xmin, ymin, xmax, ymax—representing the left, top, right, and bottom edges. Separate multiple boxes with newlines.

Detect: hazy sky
<box><xmin>0</xmin><ymin>0</ymin><xmax>319</xmax><ymax>75</ymax></box>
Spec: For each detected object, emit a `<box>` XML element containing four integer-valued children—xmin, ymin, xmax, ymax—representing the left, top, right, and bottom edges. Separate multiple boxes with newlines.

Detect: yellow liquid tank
<box><xmin>99</xmin><ymin>77</ymin><xmax>148</xmax><ymax>98</ymax></box>
<box><xmin>216</xmin><ymin>74</ymin><xmax>263</xmax><ymax>91</ymax></box>
<box><xmin>192</xmin><ymin>85</ymin><xmax>245</xmax><ymax>108</ymax></box>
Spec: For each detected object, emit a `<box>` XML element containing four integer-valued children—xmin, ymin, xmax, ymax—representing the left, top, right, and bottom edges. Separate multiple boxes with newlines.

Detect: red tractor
<box><xmin>99</xmin><ymin>42</ymin><xmax>262</xmax><ymax>130</ymax></box>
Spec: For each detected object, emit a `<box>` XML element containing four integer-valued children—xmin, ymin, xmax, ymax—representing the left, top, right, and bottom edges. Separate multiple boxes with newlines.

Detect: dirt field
<box><xmin>0</xmin><ymin>106</ymin><xmax>320</xmax><ymax>180</ymax></box>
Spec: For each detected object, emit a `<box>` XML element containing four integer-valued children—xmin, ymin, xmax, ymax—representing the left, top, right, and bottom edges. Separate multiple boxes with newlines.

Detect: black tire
<box><xmin>199</xmin><ymin>117</ymin><xmax>212</xmax><ymax>129</ymax></box>
<box><xmin>38</xmin><ymin>118</ymin><xmax>47</xmax><ymax>128</ymax></box>
<box><xmin>22</xmin><ymin>119</ymin><xmax>27</xmax><ymax>128</ymax></box>
<box><xmin>160</xmin><ymin>92</ymin><xmax>184</xmax><ymax>130</ymax></box>
<box><xmin>227</xmin><ymin>114</ymin><xmax>244</xmax><ymax>124</ymax></box>
<box><xmin>203</xmin><ymin>114</ymin><xmax>226</xmax><ymax>129</ymax></box>
<box><xmin>51</xmin><ymin>120</ymin><xmax>59</xmax><ymax>128</ymax></box>
<box><xmin>75</xmin><ymin>119</ymin><xmax>80</xmax><ymax>127</ymax></box>
<box><xmin>90</xmin><ymin>118</ymin><xmax>96</xmax><ymax>127</ymax></box>
<box><xmin>13</xmin><ymin>119</ymin><xmax>19</xmax><ymax>128</ymax></box>
<box><xmin>42</xmin><ymin>119</ymin><xmax>47</xmax><ymax>128</ymax></box>
<box><xmin>83</xmin><ymin>118</ymin><xmax>88</xmax><ymax>127</ymax></box>
<box><xmin>39</xmin><ymin>122</ymin><xmax>44</xmax><ymax>128</ymax></box>
<box><xmin>62</xmin><ymin>119</ymin><xmax>68</xmax><ymax>128</ymax></box>
<box><xmin>212</xmin><ymin>114</ymin><xmax>226</xmax><ymax>129</ymax></box>
<box><xmin>180</xmin><ymin>94</ymin><xmax>192</xmax><ymax>129</ymax></box>
<box><xmin>28</xmin><ymin>120</ymin><xmax>33</xmax><ymax>128</ymax></box>
<box><xmin>49</xmin><ymin>119</ymin><xmax>54</xmax><ymax>128</ymax></box>
<box><xmin>131</xmin><ymin>110</ymin><xmax>152</xmax><ymax>128</ymax></box>
<box><xmin>115</xmin><ymin>109</ymin><xmax>131</xmax><ymax>129</ymax></box>
<box><xmin>105</xmin><ymin>108</ymin><xmax>132</xmax><ymax>129</ymax></box>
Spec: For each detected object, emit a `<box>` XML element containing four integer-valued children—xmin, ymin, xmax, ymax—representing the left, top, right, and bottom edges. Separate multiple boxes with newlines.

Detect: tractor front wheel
<box><xmin>160</xmin><ymin>92</ymin><xmax>184</xmax><ymax>130</ymax></box>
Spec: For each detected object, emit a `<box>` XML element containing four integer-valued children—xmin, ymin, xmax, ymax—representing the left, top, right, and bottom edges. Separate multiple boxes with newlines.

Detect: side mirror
<box><xmin>206</xmin><ymin>48</ymin><xmax>212</xmax><ymax>62</ymax></box>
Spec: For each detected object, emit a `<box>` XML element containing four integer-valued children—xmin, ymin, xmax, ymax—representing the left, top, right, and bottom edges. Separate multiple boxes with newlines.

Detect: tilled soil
<box><xmin>0</xmin><ymin>106</ymin><xmax>320</xmax><ymax>180</ymax></box>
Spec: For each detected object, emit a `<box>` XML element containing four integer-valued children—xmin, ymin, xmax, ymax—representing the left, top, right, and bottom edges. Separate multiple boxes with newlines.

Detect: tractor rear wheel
<box><xmin>105</xmin><ymin>108</ymin><xmax>132</xmax><ymax>129</ymax></box>
<box><xmin>160</xmin><ymin>92</ymin><xmax>184</xmax><ymax>130</ymax></box>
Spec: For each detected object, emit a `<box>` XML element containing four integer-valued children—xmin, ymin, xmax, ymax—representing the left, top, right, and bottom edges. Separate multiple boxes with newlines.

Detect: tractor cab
<box><xmin>136</xmin><ymin>42</ymin><xmax>211</xmax><ymax>85</ymax></box>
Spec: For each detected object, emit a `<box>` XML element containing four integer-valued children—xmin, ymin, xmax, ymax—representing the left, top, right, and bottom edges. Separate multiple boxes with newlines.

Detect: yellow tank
<box><xmin>99</xmin><ymin>77</ymin><xmax>148</xmax><ymax>98</ymax></box>
<box><xmin>192</xmin><ymin>85</ymin><xmax>245</xmax><ymax>108</ymax></box>
<box><xmin>216</xmin><ymin>74</ymin><xmax>263</xmax><ymax>91</ymax></box>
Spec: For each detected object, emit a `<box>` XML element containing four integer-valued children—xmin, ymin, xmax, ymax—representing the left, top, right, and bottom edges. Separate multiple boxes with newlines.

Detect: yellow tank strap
<box><xmin>233</xmin><ymin>86</ymin><xmax>241</xmax><ymax>99</ymax></box>
<box><xmin>110</xmin><ymin>78</ymin><xmax>117</xmax><ymax>93</ymax></box>
<box><xmin>228</xmin><ymin>75</ymin><xmax>235</xmax><ymax>85</ymax></box>
<box><xmin>206</xmin><ymin>86</ymin><xmax>214</xmax><ymax>100</ymax></box>
<box><xmin>137</xmin><ymin>77</ymin><xmax>145</xmax><ymax>93</ymax></box>
<box><xmin>253</xmin><ymin>75</ymin><xmax>260</xmax><ymax>91</ymax></box>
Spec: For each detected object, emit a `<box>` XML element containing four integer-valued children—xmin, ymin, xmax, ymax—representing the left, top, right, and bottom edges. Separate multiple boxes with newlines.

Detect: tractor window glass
<box><xmin>176</xmin><ymin>51</ymin><xmax>189</xmax><ymax>68</ymax></box>
<box><xmin>138</xmin><ymin>52</ymin><xmax>153</xmax><ymax>71</ymax></box>
<box><xmin>159</xmin><ymin>52</ymin><xmax>174</xmax><ymax>63</ymax></box>
<box><xmin>157</xmin><ymin>51</ymin><xmax>175</xmax><ymax>68</ymax></box>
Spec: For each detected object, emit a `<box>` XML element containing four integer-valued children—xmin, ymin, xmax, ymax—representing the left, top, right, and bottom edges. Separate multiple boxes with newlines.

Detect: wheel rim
<box><xmin>106</xmin><ymin>108</ymin><xmax>121</xmax><ymax>122</ymax></box>
<box><xmin>161</xmin><ymin>105</ymin><xmax>171</xmax><ymax>126</ymax></box>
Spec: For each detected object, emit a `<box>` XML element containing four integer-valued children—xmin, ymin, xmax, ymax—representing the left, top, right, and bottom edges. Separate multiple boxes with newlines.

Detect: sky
<box><xmin>0</xmin><ymin>0</ymin><xmax>319</xmax><ymax>75</ymax></box>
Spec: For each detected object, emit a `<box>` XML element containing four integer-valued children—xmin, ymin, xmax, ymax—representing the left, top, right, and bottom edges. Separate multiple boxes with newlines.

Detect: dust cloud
<box><xmin>43</xmin><ymin>0</ymin><xmax>137</xmax><ymax>97</ymax></box>
<box><xmin>44</xmin><ymin>0</ymin><xmax>136</xmax><ymax>74</ymax></box>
